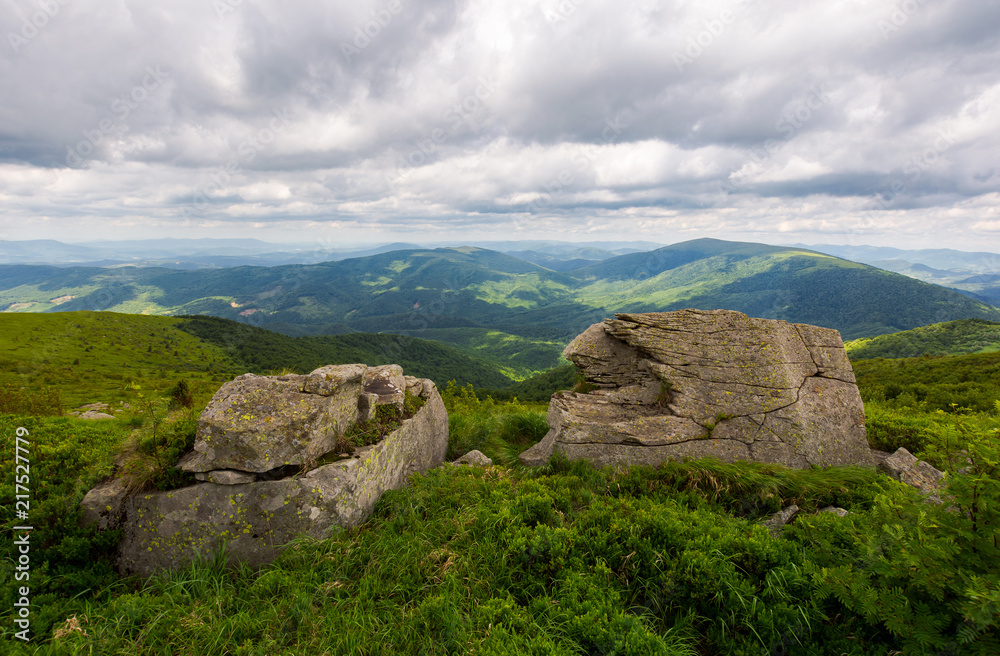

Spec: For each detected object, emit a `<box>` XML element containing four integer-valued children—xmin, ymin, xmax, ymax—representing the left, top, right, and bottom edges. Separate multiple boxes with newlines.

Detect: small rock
<box><xmin>819</xmin><ymin>506</ymin><xmax>850</xmax><ymax>517</ymax></box>
<box><xmin>879</xmin><ymin>447</ymin><xmax>945</xmax><ymax>496</ymax></box>
<box><xmin>79</xmin><ymin>410</ymin><xmax>115</xmax><ymax>420</ymax></box>
<box><xmin>762</xmin><ymin>505</ymin><xmax>799</xmax><ymax>537</ymax></box>
<box><xmin>452</xmin><ymin>450</ymin><xmax>493</xmax><ymax>466</ymax></box>
<box><xmin>193</xmin><ymin>470</ymin><xmax>257</xmax><ymax>485</ymax></box>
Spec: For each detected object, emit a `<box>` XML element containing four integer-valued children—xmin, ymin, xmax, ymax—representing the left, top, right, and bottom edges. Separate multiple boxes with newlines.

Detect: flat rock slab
<box><xmin>116</xmin><ymin>380</ymin><xmax>448</xmax><ymax>576</ymax></box>
<box><xmin>520</xmin><ymin>309</ymin><xmax>873</xmax><ymax>470</ymax></box>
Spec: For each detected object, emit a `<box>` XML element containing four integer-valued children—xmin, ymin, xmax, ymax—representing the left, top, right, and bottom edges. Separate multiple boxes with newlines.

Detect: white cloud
<box><xmin>0</xmin><ymin>0</ymin><xmax>998</xmax><ymax>250</ymax></box>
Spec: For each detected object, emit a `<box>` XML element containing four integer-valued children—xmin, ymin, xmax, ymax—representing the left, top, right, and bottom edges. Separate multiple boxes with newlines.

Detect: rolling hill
<box><xmin>0</xmin><ymin>312</ymin><xmax>515</xmax><ymax>410</ymax></box>
<box><xmin>844</xmin><ymin>318</ymin><xmax>1000</xmax><ymax>360</ymax></box>
<box><xmin>3</xmin><ymin>239</ymin><xmax>999</xmax><ymax>369</ymax></box>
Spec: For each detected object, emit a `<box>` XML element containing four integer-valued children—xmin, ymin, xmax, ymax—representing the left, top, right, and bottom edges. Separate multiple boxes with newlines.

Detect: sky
<box><xmin>1</xmin><ymin>0</ymin><xmax>999</xmax><ymax>251</ymax></box>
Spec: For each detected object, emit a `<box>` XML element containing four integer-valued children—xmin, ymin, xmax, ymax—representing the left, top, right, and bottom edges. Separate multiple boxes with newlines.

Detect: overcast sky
<box><xmin>1</xmin><ymin>0</ymin><xmax>998</xmax><ymax>250</ymax></box>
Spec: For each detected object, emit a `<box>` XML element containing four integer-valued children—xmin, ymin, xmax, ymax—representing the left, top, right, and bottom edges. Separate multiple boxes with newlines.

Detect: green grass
<box><xmin>0</xmin><ymin>312</ymin><xmax>238</xmax><ymax>410</ymax></box>
<box><xmin>6</xmin><ymin>313</ymin><xmax>1000</xmax><ymax>653</ymax></box>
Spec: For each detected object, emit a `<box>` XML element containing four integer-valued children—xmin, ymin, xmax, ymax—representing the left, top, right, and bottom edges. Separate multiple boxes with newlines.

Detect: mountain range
<box><xmin>3</xmin><ymin>238</ymin><xmax>999</xmax><ymax>377</ymax></box>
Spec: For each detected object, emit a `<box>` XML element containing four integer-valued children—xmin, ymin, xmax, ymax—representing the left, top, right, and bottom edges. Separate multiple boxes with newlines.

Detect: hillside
<box><xmin>0</xmin><ymin>312</ymin><xmax>514</xmax><ymax>411</ymax></box>
<box><xmin>845</xmin><ymin>318</ymin><xmax>1000</xmax><ymax>359</ymax></box>
<box><xmin>570</xmin><ymin>239</ymin><xmax>1000</xmax><ymax>340</ymax></box>
<box><xmin>3</xmin><ymin>240</ymin><xmax>999</xmax><ymax>357</ymax></box>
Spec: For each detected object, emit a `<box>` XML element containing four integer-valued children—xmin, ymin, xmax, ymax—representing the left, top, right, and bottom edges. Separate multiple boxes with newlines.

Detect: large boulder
<box><xmin>177</xmin><ymin>364</ymin><xmax>368</xmax><ymax>473</ymax></box>
<box><xmin>520</xmin><ymin>309</ymin><xmax>873</xmax><ymax>469</ymax></box>
<box><xmin>83</xmin><ymin>365</ymin><xmax>448</xmax><ymax>576</ymax></box>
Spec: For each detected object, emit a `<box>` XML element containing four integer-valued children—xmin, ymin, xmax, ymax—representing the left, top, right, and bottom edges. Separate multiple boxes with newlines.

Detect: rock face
<box><xmin>84</xmin><ymin>364</ymin><xmax>448</xmax><ymax>576</ymax></box>
<box><xmin>520</xmin><ymin>309</ymin><xmax>874</xmax><ymax>470</ymax></box>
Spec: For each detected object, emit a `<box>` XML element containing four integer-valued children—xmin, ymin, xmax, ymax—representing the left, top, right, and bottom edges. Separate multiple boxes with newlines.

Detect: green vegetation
<box><xmin>386</xmin><ymin>327</ymin><xmax>567</xmax><ymax>380</ymax></box>
<box><xmin>846</xmin><ymin>318</ymin><xmax>1000</xmax><ymax>359</ymax></box>
<box><xmin>0</xmin><ymin>312</ymin><xmax>234</xmax><ymax>410</ymax></box>
<box><xmin>338</xmin><ymin>392</ymin><xmax>427</xmax><ymax>454</ymax></box>
<box><xmin>6</xmin><ymin>308</ymin><xmax>1000</xmax><ymax>653</ymax></box>
<box><xmin>853</xmin><ymin>350</ymin><xmax>1000</xmax><ymax>413</ymax></box>
<box><xmin>441</xmin><ymin>382</ymin><xmax>549</xmax><ymax>464</ymax></box>
<box><xmin>483</xmin><ymin>363</ymin><xmax>579</xmax><ymax>402</ymax></box>
<box><xmin>6</xmin><ymin>402</ymin><xmax>1000</xmax><ymax>653</ymax></box>
<box><xmin>177</xmin><ymin>315</ymin><xmax>515</xmax><ymax>389</ymax></box>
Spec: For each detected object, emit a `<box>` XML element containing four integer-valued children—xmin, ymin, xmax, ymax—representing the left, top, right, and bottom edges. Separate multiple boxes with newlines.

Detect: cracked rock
<box><xmin>519</xmin><ymin>309</ymin><xmax>874</xmax><ymax>469</ymax></box>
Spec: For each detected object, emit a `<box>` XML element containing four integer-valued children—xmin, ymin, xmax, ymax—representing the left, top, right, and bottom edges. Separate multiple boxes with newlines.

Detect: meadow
<box><xmin>1</xmin><ymin>313</ymin><xmax>999</xmax><ymax>654</ymax></box>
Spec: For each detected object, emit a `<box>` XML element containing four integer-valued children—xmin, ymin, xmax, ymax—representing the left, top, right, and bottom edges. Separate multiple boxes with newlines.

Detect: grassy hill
<box><xmin>3</xmin><ymin>240</ymin><xmax>1000</xmax><ymax>360</ymax></box>
<box><xmin>845</xmin><ymin>318</ymin><xmax>1000</xmax><ymax>359</ymax></box>
<box><xmin>571</xmin><ymin>239</ymin><xmax>1000</xmax><ymax>340</ymax></box>
<box><xmin>5</xmin><ymin>310</ymin><xmax>1000</xmax><ymax>652</ymax></box>
<box><xmin>0</xmin><ymin>312</ymin><xmax>516</xmax><ymax>413</ymax></box>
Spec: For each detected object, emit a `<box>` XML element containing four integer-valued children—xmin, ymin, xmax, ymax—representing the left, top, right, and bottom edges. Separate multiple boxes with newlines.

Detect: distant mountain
<box><xmin>3</xmin><ymin>239</ymin><xmax>1000</xmax><ymax>369</ymax></box>
<box><xmin>0</xmin><ymin>238</ymin><xmax>427</xmax><ymax>268</ymax></box>
<box><xmin>800</xmin><ymin>243</ymin><xmax>1000</xmax><ymax>305</ymax></box>
<box><xmin>845</xmin><ymin>318</ymin><xmax>1000</xmax><ymax>359</ymax></box>
<box><xmin>798</xmin><ymin>244</ymin><xmax>1000</xmax><ymax>273</ymax></box>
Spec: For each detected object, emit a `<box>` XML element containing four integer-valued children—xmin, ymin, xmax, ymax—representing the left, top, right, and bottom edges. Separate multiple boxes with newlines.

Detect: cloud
<box><xmin>0</xmin><ymin>0</ymin><xmax>998</xmax><ymax>250</ymax></box>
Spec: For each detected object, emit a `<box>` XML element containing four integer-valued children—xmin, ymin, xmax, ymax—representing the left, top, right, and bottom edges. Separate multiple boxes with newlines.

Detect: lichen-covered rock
<box><xmin>178</xmin><ymin>364</ymin><xmax>366</xmax><ymax>474</ymax></box>
<box><xmin>79</xmin><ymin>410</ymin><xmax>115</xmax><ymax>420</ymax></box>
<box><xmin>114</xmin><ymin>376</ymin><xmax>448</xmax><ymax>576</ymax></box>
<box><xmin>879</xmin><ymin>447</ymin><xmax>945</xmax><ymax>497</ymax></box>
<box><xmin>520</xmin><ymin>309</ymin><xmax>874</xmax><ymax>470</ymax></box>
<box><xmin>80</xmin><ymin>479</ymin><xmax>130</xmax><ymax>530</ymax></box>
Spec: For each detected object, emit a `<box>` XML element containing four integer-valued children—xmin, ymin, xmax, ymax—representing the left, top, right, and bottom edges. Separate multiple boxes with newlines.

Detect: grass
<box><xmin>6</xmin><ymin>313</ymin><xmax>1000</xmax><ymax>653</ymax></box>
<box><xmin>0</xmin><ymin>312</ymin><xmax>237</xmax><ymax>410</ymax></box>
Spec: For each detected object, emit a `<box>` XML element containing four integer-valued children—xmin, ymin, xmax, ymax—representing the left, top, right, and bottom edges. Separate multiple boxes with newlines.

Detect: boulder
<box><xmin>452</xmin><ymin>450</ymin><xmax>493</xmax><ymax>467</ymax></box>
<box><xmin>879</xmin><ymin>447</ymin><xmax>945</xmax><ymax>498</ymax></box>
<box><xmin>520</xmin><ymin>309</ymin><xmax>874</xmax><ymax>470</ymax></box>
<box><xmin>78</xmin><ymin>410</ymin><xmax>115</xmax><ymax>420</ymax></box>
<box><xmin>177</xmin><ymin>364</ymin><xmax>367</xmax><ymax>473</ymax></box>
<box><xmin>85</xmin><ymin>365</ymin><xmax>449</xmax><ymax>576</ymax></box>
